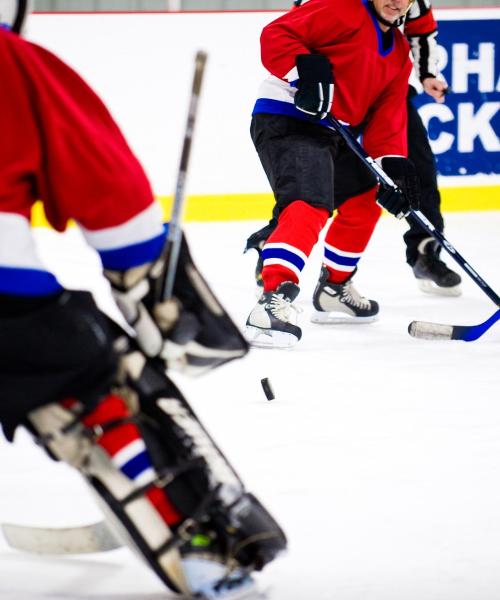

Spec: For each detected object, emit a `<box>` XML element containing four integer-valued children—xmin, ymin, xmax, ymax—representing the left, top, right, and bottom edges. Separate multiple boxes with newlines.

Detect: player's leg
<box><xmin>244</xmin><ymin>215</ymin><xmax>278</xmax><ymax>290</ymax></box>
<box><xmin>310</xmin><ymin>142</ymin><xmax>380</xmax><ymax>324</ymax></box>
<box><xmin>404</xmin><ymin>92</ymin><xmax>461</xmax><ymax>295</ymax></box>
<box><xmin>0</xmin><ymin>291</ymin><xmax>286</xmax><ymax>598</ymax></box>
<box><xmin>245</xmin><ymin>114</ymin><xmax>332</xmax><ymax>348</ymax></box>
<box><xmin>311</xmin><ymin>188</ymin><xmax>381</xmax><ymax>323</ymax></box>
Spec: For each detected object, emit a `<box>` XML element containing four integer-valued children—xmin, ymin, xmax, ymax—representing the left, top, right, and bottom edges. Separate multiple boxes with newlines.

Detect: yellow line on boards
<box><xmin>440</xmin><ymin>186</ymin><xmax>500</xmax><ymax>212</ymax></box>
<box><xmin>30</xmin><ymin>186</ymin><xmax>500</xmax><ymax>228</ymax></box>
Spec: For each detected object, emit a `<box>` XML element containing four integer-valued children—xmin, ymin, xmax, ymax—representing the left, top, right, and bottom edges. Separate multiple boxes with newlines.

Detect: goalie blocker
<box><xmin>0</xmin><ymin>290</ymin><xmax>285</xmax><ymax>597</ymax></box>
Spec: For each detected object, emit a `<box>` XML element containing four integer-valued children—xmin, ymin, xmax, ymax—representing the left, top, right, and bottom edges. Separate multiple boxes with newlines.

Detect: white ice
<box><xmin>1</xmin><ymin>212</ymin><xmax>499</xmax><ymax>600</ymax></box>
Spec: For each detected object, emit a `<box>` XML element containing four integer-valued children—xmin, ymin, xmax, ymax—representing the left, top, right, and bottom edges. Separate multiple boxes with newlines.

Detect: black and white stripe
<box><xmin>406</xmin><ymin>0</ymin><xmax>439</xmax><ymax>81</ymax></box>
<box><xmin>408</xmin><ymin>29</ymin><xmax>439</xmax><ymax>81</ymax></box>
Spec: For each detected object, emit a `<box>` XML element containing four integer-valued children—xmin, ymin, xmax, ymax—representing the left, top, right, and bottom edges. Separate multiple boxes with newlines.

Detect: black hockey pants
<box><xmin>404</xmin><ymin>87</ymin><xmax>445</xmax><ymax>265</ymax></box>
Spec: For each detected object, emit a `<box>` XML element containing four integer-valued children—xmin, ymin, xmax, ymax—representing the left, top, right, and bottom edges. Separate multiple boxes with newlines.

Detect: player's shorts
<box><xmin>250</xmin><ymin>113</ymin><xmax>377</xmax><ymax>215</ymax></box>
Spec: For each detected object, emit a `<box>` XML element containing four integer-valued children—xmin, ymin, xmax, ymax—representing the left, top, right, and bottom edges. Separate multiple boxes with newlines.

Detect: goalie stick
<box><xmin>162</xmin><ymin>50</ymin><xmax>207</xmax><ymax>302</ymax></box>
<box><xmin>1</xmin><ymin>521</ymin><xmax>122</xmax><ymax>554</ymax></box>
<box><xmin>326</xmin><ymin>114</ymin><xmax>500</xmax><ymax>341</ymax></box>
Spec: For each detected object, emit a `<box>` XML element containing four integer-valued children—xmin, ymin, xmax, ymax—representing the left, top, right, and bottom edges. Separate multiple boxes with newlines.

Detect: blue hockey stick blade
<box><xmin>451</xmin><ymin>308</ymin><xmax>500</xmax><ymax>341</ymax></box>
<box><xmin>408</xmin><ymin>308</ymin><xmax>500</xmax><ymax>342</ymax></box>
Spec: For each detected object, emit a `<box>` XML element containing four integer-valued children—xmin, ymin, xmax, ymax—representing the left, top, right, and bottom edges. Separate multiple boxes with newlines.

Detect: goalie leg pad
<box><xmin>123</xmin><ymin>353</ymin><xmax>287</xmax><ymax>571</ymax></box>
<box><xmin>26</xmin><ymin>400</ymin><xmax>191</xmax><ymax>594</ymax></box>
<box><xmin>23</xmin><ymin>346</ymin><xmax>286</xmax><ymax>595</ymax></box>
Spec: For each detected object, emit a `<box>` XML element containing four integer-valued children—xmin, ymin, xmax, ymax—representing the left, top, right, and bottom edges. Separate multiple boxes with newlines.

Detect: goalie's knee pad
<box><xmin>0</xmin><ymin>290</ymin><xmax>118</xmax><ymax>441</ymax></box>
<box><xmin>26</xmin><ymin>343</ymin><xmax>286</xmax><ymax>596</ymax></box>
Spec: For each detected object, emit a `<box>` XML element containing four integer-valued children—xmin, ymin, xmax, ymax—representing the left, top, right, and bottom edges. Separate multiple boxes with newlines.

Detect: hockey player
<box><xmin>245</xmin><ymin>0</ymin><xmax>419</xmax><ymax>348</ymax></box>
<box><xmin>0</xmin><ymin>6</ymin><xmax>286</xmax><ymax>598</ymax></box>
<box><xmin>246</xmin><ymin>0</ymin><xmax>461</xmax><ymax>302</ymax></box>
<box><xmin>404</xmin><ymin>0</ymin><xmax>461</xmax><ymax>295</ymax></box>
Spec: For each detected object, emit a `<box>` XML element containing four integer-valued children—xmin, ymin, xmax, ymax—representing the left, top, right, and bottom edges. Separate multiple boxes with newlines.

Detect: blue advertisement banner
<box><xmin>412</xmin><ymin>18</ymin><xmax>499</xmax><ymax>177</ymax></box>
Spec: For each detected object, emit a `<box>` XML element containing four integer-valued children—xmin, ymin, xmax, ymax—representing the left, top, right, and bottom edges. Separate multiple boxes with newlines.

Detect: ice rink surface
<box><xmin>1</xmin><ymin>212</ymin><xmax>499</xmax><ymax>600</ymax></box>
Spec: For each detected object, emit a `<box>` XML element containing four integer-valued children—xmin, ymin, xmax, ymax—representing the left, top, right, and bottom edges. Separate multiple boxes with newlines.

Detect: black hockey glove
<box><xmin>105</xmin><ymin>232</ymin><xmax>248</xmax><ymax>376</ymax></box>
<box><xmin>376</xmin><ymin>157</ymin><xmax>420</xmax><ymax>219</ymax></box>
<box><xmin>294</xmin><ymin>54</ymin><xmax>334</xmax><ymax>121</ymax></box>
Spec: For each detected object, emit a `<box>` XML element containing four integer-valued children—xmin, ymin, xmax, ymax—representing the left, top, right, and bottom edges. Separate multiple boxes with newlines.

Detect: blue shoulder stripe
<box><xmin>0</xmin><ymin>266</ymin><xmax>63</xmax><ymax>296</ymax></box>
<box><xmin>98</xmin><ymin>229</ymin><xmax>167</xmax><ymax>271</ymax></box>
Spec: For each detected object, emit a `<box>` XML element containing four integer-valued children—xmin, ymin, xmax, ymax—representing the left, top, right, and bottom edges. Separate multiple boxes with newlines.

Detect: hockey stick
<box><xmin>162</xmin><ymin>50</ymin><xmax>208</xmax><ymax>301</ymax></box>
<box><xmin>326</xmin><ymin>114</ymin><xmax>500</xmax><ymax>341</ymax></box>
<box><xmin>408</xmin><ymin>309</ymin><xmax>500</xmax><ymax>341</ymax></box>
<box><xmin>1</xmin><ymin>521</ymin><xmax>122</xmax><ymax>554</ymax></box>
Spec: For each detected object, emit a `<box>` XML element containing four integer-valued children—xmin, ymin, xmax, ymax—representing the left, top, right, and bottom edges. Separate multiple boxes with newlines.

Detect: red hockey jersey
<box><xmin>253</xmin><ymin>0</ymin><xmax>412</xmax><ymax>159</ymax></box>
<box><xmin>0</xmin><ymin>29</ymin><xmax>164</xmax><ymax>297</ymax></box>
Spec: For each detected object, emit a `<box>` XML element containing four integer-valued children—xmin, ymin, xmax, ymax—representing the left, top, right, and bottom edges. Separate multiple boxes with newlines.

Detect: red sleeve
<box><xmin>260</xmin><ymin>0</ymin><xmax>350</xmax><ymax>80</ymax></box>
<box><xmin>362</xmin><ymin>52</ymin><xmax>412</xmax><ymax>159</ymax></box>
<box><xmin>0</xmin><ymin>30</ymin><xmax>155</xmax><ymax>233</ymax></box>
<box><xmin>0</xmin><ymin>31</ymin><xmax>41</xmax><ymax>221</ymax></box>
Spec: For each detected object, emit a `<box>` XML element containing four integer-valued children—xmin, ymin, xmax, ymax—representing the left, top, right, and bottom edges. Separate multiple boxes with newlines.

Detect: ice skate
<box><xmin>245</xmin><ymin>281</ymin><xmax>302</xmax><ymax>348</ymax></box>
<box><xmin>244</xmin><ymin>223</ymin><xmax>275</xmax><ymax>293</ymax></box>
<box><xmin>179</xmin><ymin>531</ymin><xmax>266</xmax><ymax>599</ymax></box>
<box><xmin>311</xmin><ymin>266</ymin><xmax>379</xmax><ymax>324</ymax></box>
<box><xmin>412</xmin><ymin>237</ymin><xmax>462</xmax><ymax>296</ymax></box>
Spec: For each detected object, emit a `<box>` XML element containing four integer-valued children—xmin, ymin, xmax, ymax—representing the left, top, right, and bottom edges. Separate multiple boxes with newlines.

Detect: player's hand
<box><xmin>377</xmin><ymin>157</ymin><xmax>420</xmax><ymax>219</ymax></box>
<box><xmin>294</xmin><ymin>54</ymin><xmax>334</xmax><ymax>120</ymax></box>
<box><xmin>422</xmin><ymin>77</ymin><xmax>448</xmax><ymax>103</ymax></box>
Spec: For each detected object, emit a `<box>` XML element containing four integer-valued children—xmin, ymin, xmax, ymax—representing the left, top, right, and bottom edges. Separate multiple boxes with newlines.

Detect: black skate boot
<box><xmin>412</xmin><ymin>237</ymin><xmax>462</xmax><ymax>296</ymax></box>
<box><xmin>245</xmin><ymin>281</ymin><xmax>302</xmax><ymax>348</ymax></box>
<box><xmin>244</xmin><ymin>222</ymin><xmax>276</xmax><ymax>290</ymax></box>
<box><xmin>311</xmin><ymin>266</ymin><xmax>379</xmax><ymax>324</ymax></box>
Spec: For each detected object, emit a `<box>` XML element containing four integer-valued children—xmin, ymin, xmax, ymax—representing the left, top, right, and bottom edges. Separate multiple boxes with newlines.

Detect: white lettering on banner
<box><xmin>419</xmin><ymin>104</ymin><xmax>455</xmax><ymax>154</ymax></box>
<box><xmin>458</xmin><ymin>103</ymin><xmax>500</xmax><ymax>152</ymax></box>
<box><xmin>452</xmin><ymin>43</ymin><xmax>495</xmax><ymax>93</ymax></box>
<box><xmin>419</xmin><ymin>103</ymin><xmax>500</xmax><ymax>155</ymax></box>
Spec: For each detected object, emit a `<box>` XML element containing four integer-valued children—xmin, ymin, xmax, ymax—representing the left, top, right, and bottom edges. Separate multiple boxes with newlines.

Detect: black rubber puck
<box><xmin>261</xmin><ymin>377</ymin><xmax>275</xmax><ymax>401</ymax></box>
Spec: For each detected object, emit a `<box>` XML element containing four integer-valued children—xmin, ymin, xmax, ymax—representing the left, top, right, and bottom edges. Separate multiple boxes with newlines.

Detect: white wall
<box><xmin>26</xmin><ymin>10</ymin><xmax>499</xmax><ymax>198</ymax></box>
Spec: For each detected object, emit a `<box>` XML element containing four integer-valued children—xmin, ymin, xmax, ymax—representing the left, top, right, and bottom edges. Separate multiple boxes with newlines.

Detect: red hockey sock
<box><xmin>323</xmin><ymin>188</ymin><xmax>381</xmax><ymax>283</ymax></box>
<box><xmin>76</xmin><ymin>394</ymin><xmax>182</xmax><ymax>526</ymax></box>
<box><xmin>262</xmin><ymin>200</ymin><xmax>329</xmax><ymax>292</ymax></box>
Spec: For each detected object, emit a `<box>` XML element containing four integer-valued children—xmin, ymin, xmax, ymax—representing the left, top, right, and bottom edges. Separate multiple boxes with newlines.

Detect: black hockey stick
<box><xmin>162</xmin><ymin>50</ymin><xmax>208</xmax><ymax>301</ymax></box>
<box><xmin>326</xmin><ymin>114</ymin><xmax>500</xmax><ymax>341</ymax></box>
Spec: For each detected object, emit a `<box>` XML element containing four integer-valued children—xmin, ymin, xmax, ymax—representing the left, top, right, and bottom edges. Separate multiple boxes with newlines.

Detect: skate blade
<box><xmin>195</xmin><ymin>577</ymin><xmax>267</xmax><ymax>600</ymax></box>
<box><xmin>417</xmin><ymin>279</ymin><xmax>462</xmax><ymax>297</ymax></box>
<box><xmin>310</xmin><ymin>310</ymin><xmax>379</xmax><ymax>324</ymax></box>
<box><xmin>244</xmin><ymin>326</ymin><xmax>299</xmax><ymax>349</ymax></box>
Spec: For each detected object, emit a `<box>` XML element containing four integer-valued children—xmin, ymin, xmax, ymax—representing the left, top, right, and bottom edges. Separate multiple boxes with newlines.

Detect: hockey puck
<box><xmin>261</xmin><ymin>377</ymin><xmax>275</xmax><ymax>401</ymax></box>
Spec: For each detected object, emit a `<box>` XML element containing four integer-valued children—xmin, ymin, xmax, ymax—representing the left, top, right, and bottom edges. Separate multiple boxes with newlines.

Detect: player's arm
<box><xmin>363</xmin><ymin>59</ymin><xmax>420</xmax><ymax>218</ymax></box>
<box><xmin>260</xmin><ymin>0</ymin><xmax>346</xmax><ymax>81</ymax></box>
<box><xmin>404</xmin><ymin>0</ymin><xmax>447</xmax><ymax>102</ymax></box>
<box><xmin>260</xmin><ymin>1</ymin><xmax>347</xmax><ymax>119</ymax></box>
